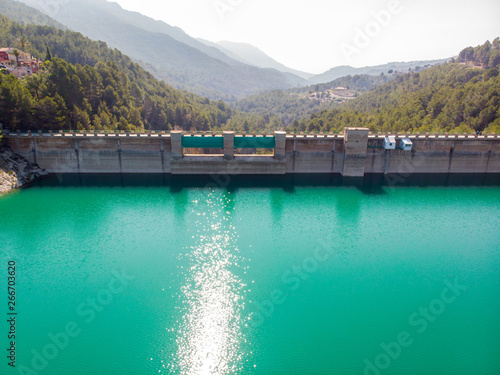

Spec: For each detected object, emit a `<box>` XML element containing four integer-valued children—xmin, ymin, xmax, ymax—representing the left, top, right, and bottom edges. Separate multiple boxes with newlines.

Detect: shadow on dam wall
<box><xmin>26</xmin><ymin>173</ymin><xmax>500</xmax><ymax>193</ymax></box>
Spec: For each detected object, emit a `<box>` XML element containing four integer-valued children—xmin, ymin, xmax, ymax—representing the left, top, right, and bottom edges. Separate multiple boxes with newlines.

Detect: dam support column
<box><xmin>274</xmin><ymin>131</ymin><xmax>286</xmax><ymax>160</ymax></box>
<box><xmin>171</xmin><ymin>131</ymin><xmax>183</xmax><ymax>160</ymax></box>
<box><xmin>224</xmin><ymin>131</ymin><xmax>235</xmax><ymax>160</ymax></box>
<box><xmin>342</xmin><ymin>127</ymin><xmax>369</xmax><ymax>177</ymax></box>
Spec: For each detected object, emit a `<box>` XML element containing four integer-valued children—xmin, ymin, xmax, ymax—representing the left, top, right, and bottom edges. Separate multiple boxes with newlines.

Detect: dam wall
<box><xmin>4</xmin><ymin>129</ymin><xmax>500</xmax><ymax>176</ymax></box>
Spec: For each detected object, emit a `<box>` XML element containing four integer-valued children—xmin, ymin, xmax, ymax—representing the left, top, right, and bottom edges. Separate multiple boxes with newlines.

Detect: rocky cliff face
<box><xmin>0</xmin><ymin>144</ymin><xmax>47</xmax><ymax>194</ymax></box>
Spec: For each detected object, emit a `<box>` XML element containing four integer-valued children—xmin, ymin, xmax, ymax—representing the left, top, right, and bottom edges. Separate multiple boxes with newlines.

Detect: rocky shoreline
<box><xmin>0</xmin><ymin>144</ymin><xmax>48</xmax><ymax>194</ymax></box>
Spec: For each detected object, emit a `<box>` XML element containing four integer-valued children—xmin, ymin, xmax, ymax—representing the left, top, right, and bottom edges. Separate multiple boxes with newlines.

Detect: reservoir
<box><xmin>1</xmin><ymin>174</ymin><xmax>499</xmax><ymax>375</ymax></box>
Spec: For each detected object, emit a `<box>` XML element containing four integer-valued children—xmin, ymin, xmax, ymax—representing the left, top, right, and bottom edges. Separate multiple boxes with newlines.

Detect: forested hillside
<box><xmin>0</xmin><ymin>14</ymin><xmax>235</xmax><ymax>131</ymax></box>
<box><xmin>290</xmin><ymin>39</ymin><xmax>500</xmax><ymax>134</ymax></box>
<box><xmin>15</xmin><ymin>0</ymin><xmax>305</xmax><ymax>100</ymax></box>
<box><xmin>232</xmin><ymin>74</ymin><xmax>393</xmax><ymax>126</ymax></box>
<box><xmin>293</xmin><ymin>74</ymin><xmax>392</xmax><ymax>94</ymax></box>
<box><xmin>0</xmin><ymin>12</ymin><xmax>498</xmax><ymax>136</ymax></box>
<box><xmin>457</xmin><ymin>39</ymin><xmax>500</xmax><ymax>67</ymax></box>
<box><xmin>307</xmin><ymin>59</ymin><xmax>447</xmax><ymax>85</ymax></box>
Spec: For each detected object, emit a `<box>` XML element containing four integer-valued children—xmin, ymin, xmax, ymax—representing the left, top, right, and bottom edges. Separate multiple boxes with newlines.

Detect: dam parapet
<box><xmin>4</xmin><ymin>128</ymin><xmax>500</xmax><ymax>175</ymax></box>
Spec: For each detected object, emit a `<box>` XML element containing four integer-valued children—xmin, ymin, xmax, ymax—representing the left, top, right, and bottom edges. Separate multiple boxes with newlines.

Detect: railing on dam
<box><xmin>3</xmin><ymin>129</ymin><xmax>498</xmax><ymax>140</ymax></box>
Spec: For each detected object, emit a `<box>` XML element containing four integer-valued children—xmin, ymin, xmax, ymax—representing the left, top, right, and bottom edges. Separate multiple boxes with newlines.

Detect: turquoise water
<box><xmin>1</xmin><ymin>174</ymin><xmax>499</xmax><ymax>375</ymax></box>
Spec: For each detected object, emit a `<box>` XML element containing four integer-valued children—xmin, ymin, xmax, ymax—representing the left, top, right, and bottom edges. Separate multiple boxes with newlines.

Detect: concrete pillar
<box><xmin>274</xmin><ymin>131</ymin><xmax>286</xmax><ymax>160</ymax></box>
<box><xmin>342</xmin><ymin>127</ymin><xmax>369</xmax><ymax>177</ymax></box>
<box><xmin>224</xmin><ymin>131</ymin><xmax>235</xmax><ymax>160</ymax></box>
<box><xmin>170</xmin><ymin>131</ymin><xmax>183</xmax><ymax>160</ymax></box>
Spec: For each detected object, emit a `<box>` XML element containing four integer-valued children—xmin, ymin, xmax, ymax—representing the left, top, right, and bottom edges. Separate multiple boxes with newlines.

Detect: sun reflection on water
<box><xmin>172</xmin><ymin>192</ymin><xmax>246</xmax><ymax>375</ymax></box>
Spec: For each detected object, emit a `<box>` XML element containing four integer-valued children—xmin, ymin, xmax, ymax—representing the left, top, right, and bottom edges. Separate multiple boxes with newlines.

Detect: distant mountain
<box><xmin>0</xmin><ymin>13</ymin><xmax>237</xmax><ymax>132</ymax></box>
<box><xmin>198</xmin><ymin>39</ymin><xmax>313</xmax><ymax>80</ymax></box>
<box><xmin>0</xmin><ymin>0</ymin><xmax>67</xmax><ymax>28</ymax></box>
<box><xmin>73</xmin><ymin>1</ymin><xmax>238</xmax><ymax>66</ymax></box>
<box><xmin>5</xmin><ymin>0</ymin><xmax>453</xmax><ymax>103</ymax></box>
<box><xmin>308</xmin><ymin>60</ymin><xmax>450</xmax><ymax>84</ymax></box>
<box><xmin>15</xmin><ymin>0</ymin><xmax>306</xmax><ymax>100</ymax></box>
<box><xmin>293</xmin><ymin>39</ymin><xmax>500</xmax><ymax>134</ymax></box>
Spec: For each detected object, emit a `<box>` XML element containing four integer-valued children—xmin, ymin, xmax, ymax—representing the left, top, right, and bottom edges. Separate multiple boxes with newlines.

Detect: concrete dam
<box><xmin>4</xmin><ymin>128</ymin><xmax>500</xmax><ymax>176</ymax></box>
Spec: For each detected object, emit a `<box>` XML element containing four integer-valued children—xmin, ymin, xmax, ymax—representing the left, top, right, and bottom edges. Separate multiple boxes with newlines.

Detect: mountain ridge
<box><xmin>0</xmin><ymin>0</ymin><xmax>67</xmax><ymax>28</ymax></box>
<box><xmin>15</xmin><ymin>0</ymin><xmax>306</xmax><ymax>100</ymax></box>
<box><xmin>198</xmin><ymin>39</ymin><xmax>314</xmax><ymax>80</ymax></box>
<box><xmin>13</xmin><ymin>0</ymin><xmax>452</xmax><ymax>101</ymax></box>
<box><xmin>0</xmin><ymin>8</ymin><xmax>498</xmax><ymax>136</ymax></box>
<box><xmin>308</xmin><ymin>59</ymin><xmax>451</xmax><ymax>84</ymax></box>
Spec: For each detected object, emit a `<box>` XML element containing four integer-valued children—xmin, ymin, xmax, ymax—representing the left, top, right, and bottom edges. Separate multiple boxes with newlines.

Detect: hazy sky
<box><xmin>113</xmin><ymin>0</ymin><xmax>499</xmax><ymax>74</ymax></box>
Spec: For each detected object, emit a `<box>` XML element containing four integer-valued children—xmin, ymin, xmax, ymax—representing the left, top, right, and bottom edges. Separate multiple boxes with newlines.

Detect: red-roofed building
<box><xmin>0</xmin><ymin>47</ymin><xmax>42</xmax><ymax>76</ymax></box>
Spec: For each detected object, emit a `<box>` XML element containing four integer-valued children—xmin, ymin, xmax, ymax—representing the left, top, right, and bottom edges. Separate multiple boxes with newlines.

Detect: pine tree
<box><xmin>45</xmin><ymin>46</ymin><xmax>52</xmax><ymax>62</ymax></box>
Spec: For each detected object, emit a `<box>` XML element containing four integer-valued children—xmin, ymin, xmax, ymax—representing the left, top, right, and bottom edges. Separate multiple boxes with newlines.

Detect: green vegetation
<box><xmin>308</xmin><ymin>60</ymin><xmax>447</xmax><ymax>85</ymax></box>
<box><xmin>289</xmin><ymin>39</ymin><xmax>500</xmax><ymax>134</ymax></box>
<box><xmin>293</xmin><ymin>74</ymin><xmax>392</xmax><ymax>94</ymax></box>
<box><xmin>0</xmin><ymin>10</ymin><xmax>498</xmax><ymax>135</ymax></box>
<box><xmin>0</xmin><ymin>0</ymin><xmax>67</xmax><ymax>29</ymax></box>
<box><xmin>457</xmin><ymin>38</ymin><xmax>500</xmax><ymax>67</ymax></box>
<box><xmin>7</xmin><ymin>0</ymin><xmax>303</xmax><ymax>100</ymax></box>
<box><xmin>0</xmin><ymin>55</ymin><xmax>236</xmax><ymax>131</ymax></box>
<box><xmin>232</xmin><ymin>90</ymin><xmax>327</xmax><ymax>127</ymax></box>
<box><xmin>0</xmin><ymin>14</ymin><xmax>235</xmax><ymax>131</ymax></box>
<box><xmin>0</xmin><ymin>13</ymin><xmax>289</xmax><ymax>132</ymax></box>
<box><xmin>232</xmin><ymin>74</ymin><xmax>392</xmax><ymax>126</ymax></box>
